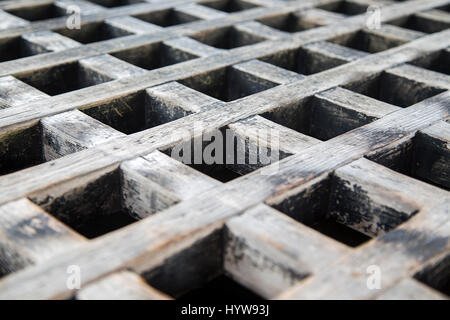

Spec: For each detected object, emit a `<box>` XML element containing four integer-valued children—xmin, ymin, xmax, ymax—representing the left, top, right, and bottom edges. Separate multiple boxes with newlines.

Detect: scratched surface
<box><xmin>0</xmin><ymin>0</ymin><xmax>449</xmax><ymax>300</ymax></box>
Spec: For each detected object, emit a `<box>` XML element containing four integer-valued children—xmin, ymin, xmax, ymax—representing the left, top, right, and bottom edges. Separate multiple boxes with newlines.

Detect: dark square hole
<box><xmin>162</xmin><ymin>123</ymin><xmax>284</xmax><ymax>183</ymax></box>
<box><xmin>110</xmin><ymin>42</ymin><xmax>196</xmax><ymax>70</ymax></box>
<box><xmin>55</xmin><ymin>21</ymin><xmax>132</xmax><ymax>44</ymax></box>
<box><xmin>317</xmin><ymin>0</ymin><xmax>368</xmax><ymax>16</ymax></box>
<box><xmin>6</xmin><ymin>4</ymin><xmax>67</xmax><ymax>22</ymax></box>
<box><xmin>81</xmin><ymin>90</ymin><xmax>176</xmax><ymax>135</ymax></box>
<box><xmin>200</xmin><ymin>0</ymin><xmax>257</xmax><ymax>13</ymax></box>
<box><xmin>344</xmin><ymin>72</ymin><xmax>446</xmax><ymax>108</ymax></box>
<box><xmin>438</xmin><ymin>4</ymin><xmax>450</xmax><ymax>12</ymax></box>
<box><xmin>134</xmin><ymin>8</ymin><xmax>200</xmax><ymax>27</ymax></box>
<box><xmin>190</xmin><ymin>26</ymin><xmax>265</xmax><ymax>50</ymax></box>
<box><xmin>258</xmin><ymin>12</ymin><xmax>311</xmax><ymax>33</ymax></box>
<box><xmin>87</xmin><ymin>0</ymin><xmax>143</xmax><ymax>8</ymax></box>
<box><xmin>260</xmin><ymin>44</ymin><xmax>353</xmax><ymax>75</ymax></box>
<box><xmin>29</xmin><ymin>168</ymin><xmax>140</xmax><ymax>239</ymax></box>
<box><xmin>415</xmin><ymin>253</ymin><xmax>450</xmax><ymax>297</ymax></box>
<box><xmin>162</xmin><ymin>135</ymin><xmax>244</xmax><ymax>183</ymax></box>
<box><xmin>329</xmin><ymin>30</ymin><xmax>404</xmax><ymax>53</ymax></box>
<box><xmin>143</xmin><ymin>229</ymin><xmax>263</xmax><ymax>299</ymax></box>
<box><xmin>0</xmin><ymin>36</ymin><xmax>38</xmax><ymax>63</ymax></box>
<box><xmin>16</xmin><ymin>62</ymin><xmax>112</xmax><ymax>96</ymax></box>
<box><xmin>388</xmin><ymin>14</ymin><xmax>450</xmax><ymax>34</ymax></box>
<box><xmin>180</xmin><ymin>66</ymin><xmax>278</xmax><ymax>102</ymax></box>
<box><xmin>179</xmin><ymin>275</ymin><xmax>262</xmax><ymax>301</ymax></box>
<box><xmin>0</xmin><ymin>123</ymin><xmax>44</xmax><ymax>176</ymax></box>
<box><xmin>268</xmin><ymin>176</ymin><xmax>371</xmax><ymax>247</ymax></box>
<box><xmin>411</xmin><ymin>50</ymin><xmax>450</xmax><ymax>75</ymax></box>
<box><xmin>366</xmin><ymin>132</ymin><xmax>450</xmax><ymax>191</ymax></box>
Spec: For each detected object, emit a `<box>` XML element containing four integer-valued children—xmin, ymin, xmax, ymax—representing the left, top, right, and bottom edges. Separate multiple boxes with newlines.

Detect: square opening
<box><xmin>387</xmin><ymin>14</ymin><xmax>450</xmax><ymax>34</ymax></box>
<box><xmin>81</xmin><ymin>89</ymin><xmax>186</xmax><ymax>134</ymax></box>
<box><xmin>142</xmin><ymin>228</ymin><xmax>263</xmax><ymax>300</ymax></box>
<box><xmin>366</xmin><ymin>134</ymin><xmax>449</xmax><ymax>191</ymax></box>
<box><xmin>16</xmin><ymin>62</ymin><xmax>112</xmax><ymax>96</ymax></box>
<box><xmin>414</xmin><ymin>253</ymin><xmax>450</xmax><ymax>297</ymax></box>
<box><xmin>55</xmin><ymin>22</ymin><xmax>132</xmax><ymax>44</ymax></box>
<box><xmin>329</xmin><ymin>30</ymin><xmax>403</xmax><ymax>53</ymax></box>
<box><xmin>162</xmin><ymin>135</ymin><xmax>244</xmax><ymax>183</ymax></box>
<box><xmin>87</xmin><ymin>0</ymin><xmax>143</xmax><ymax>8</ymax></box>
<box><xmin>162</xmin><ymin>124</ymin><xmax>284</xmax><ymax>183</ymax></box>
<box><xmin>134</xmin><ymin>8</ymin><xmax>200</xmax><ymax>27</ymax></box>
<box><xmin>200</xmin><ymin>0</ymin><xmax>257</xmax><ymax>13</ymax></box>
<box><xmin>190</xmin><ymin>26</ymin><xmax>265</xmax><ymax>50</ymax></box>
<box><xmin>317</xmin><ymin>0</ymin><xmax>368</xmax><ymax>16</ymax></box>
<box><xmin>257</xmin><ymin>13</ymin><xmax>311</xmax><ymax>33</ymax></box>
<box><xmin>0</xmin><ymin>123</ymin><xmax>44</xmax><ymax>176</ymax></box>
<box><xmin>179</xmin><ymin>66</ymin><xmax>278</xmax><ymax>102</ymax></box>
<box><xmin>410</xmin><ymin>50</ymin><xmax>450</xmax><ymax>75</ymax></box>
<box><xmin>110</xmin><ymin>42</ymin><xmax>196</xmax><ymax>70</ymax></box>
<box><xmin>29</xmin><ymin>168</ymin><xmax>141</xmax><ymax>239</ymax></box>
<box><xmin>343</xmin><ymin>72</ymin><xmax>446</xmax><ymax>108</ymax></box>
<box><xmin>82</xmin><ymin>88</ymin><xmax>200</xmax><ymax>135</ymax></box>
<box><xmin>261</xmin><ymin>94</ymin><xmax>373</xmax><ymax>142</ymax></box>
<box><xmin>0</xmin><ymin>37</ymin><xmax>37</xmax><ymax>63</ymax></box>
<box><xmin>260</xmin><ymin>45</ymin><xmax>352</xmax><ymax>75</ymax></box>
<box><xmin>6</xmin><ymin>4</ymin><xmax>67</xmax><ymax>22</ymax></box>
<box><xmin>267</xmin><ymin>176</ymin><xmax>371</xmax><ymax>247</ymax></box>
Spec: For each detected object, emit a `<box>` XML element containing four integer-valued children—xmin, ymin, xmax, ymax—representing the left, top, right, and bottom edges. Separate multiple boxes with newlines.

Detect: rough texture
<box><xmin>0</xmin><ymin>0</ymin><xmax>448</xmax><ymax>300</ymax></box>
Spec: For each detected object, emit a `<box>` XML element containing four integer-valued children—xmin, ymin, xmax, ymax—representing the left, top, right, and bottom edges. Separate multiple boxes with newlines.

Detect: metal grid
<box><xmin>0</xmin><ymin>0</ymin><xmax>449</xmax><ymax>299</ymax></box>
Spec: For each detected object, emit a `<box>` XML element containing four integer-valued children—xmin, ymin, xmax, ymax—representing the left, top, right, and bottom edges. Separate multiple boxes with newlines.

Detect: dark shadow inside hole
<box><xmin>388</xmin><ymin>14</ymin><xmax>450</xmax><ymax>34</ymax></box>
<box><xmin>162</xmin><ymin>134</ymin><xmax>244</xmax><ymax>183</ymax></box>
<box><xmin>190</xmin><ymin>164</ymin><xmax>242</xmax><ymax>183</ymax></box>
<box><xmin>134</xmin><ymin>8</ymin><xmax>199</xmax><ymax>27</ymax></box>
<box><xmin>56</xmin><ymin>22</ymin><xmax>132</xmax><ymax>44</ymax></box>
<box><xmin>411</xmin><ymin>50</ymin><xmax>450</xmax><ymax>75</ymax></box>
<box><xmin>343</xmin><ymin>72</ymin><xmax>445</xmax><ymax>108</ymax></box>
<box><xmin>29</xmin><ymin>169</ymin><xmax>138</xmax><ymax>239</ymax></box>
<box><xmin>111</xmin><ymin>42</ymin><xmax>196</xmax><ymax>70</ymax></box>
<box><xmin>366</xmin><ymin>134</ymin><xmax>450</xmax><ymax>191</ymax></box>
<box><xmin>0</xmin><ymin>37</ymin><xmax>36</xmax><ymax>63</ymax></box>
<box><xmin>0</xmin><ymin>123</ymin><xmax>43</xmax><ymax>176</ymax></box>
<box><xmin>260</xmin><ymin>97</ymin><xmax>313</xmax><ymax>136</ymax></box>
<box><xmin>80</xmin><ymin>91</ymin><xmax>146</xmax><ymax>134</ymax></box>
<box><xmin>179</xmin><ymin>275</ymin><xmax>263</xmax><ymax>301</ymax></box>
<box><xmin>143</xmin><ymin>229</ymin><xmax>262</xmax><ymax>300</ymax></box>
<box><xmin>180</xmin><ymin>66</ymin><xmax>277</xmax><ymax>102</ymax></box>
<box><xmin>318</xmin><ymin>1</ymin><xmax>368</xmax><ymax>16</ymax></box>
<box><xmin>16</xmin><ymin>62</ymin><xmax>112</xmax><ymax>96</ymax></box>
<box><xmin>269</xmin><ymin>176</ymin><xmax>371</xmax><ymax>247</ymax></box>
<box><xmin>330</xmin><ymin>30</ymin><xmax>404</xmax><ymax>53</ymax></box>
<box><xmin>258</xmin><ymin>13</ymin><xmax>309</xmax><ymax>33</ymax></box>
<box><xmin>190</xmin><ymin>26</ymin><xmax>264</xmax><ymax>50</ymax></box>
<box><xmin>260</xmin><ymin>45</ymin><xmax>348</xmax><ymax>75</ymax></box>
<box><xmin>415</xmin><ymin>253</ymin><xmax>450</xmax><ymax>297</ymax></box>
<box><xmin>88</xmin><ymin>0</ymin><xmax>143</xmax><ymax>8</ymax></box>
<box><xmin>75</xmin><ymin>210</ymin><xmax>137</xmax><ymax>239</ymax></box>
<box><xmin>6</xmin><ymin>4</ymin><xmax>67</xmax><ymax>22</ymax></box>
<box><xmin>312</xmin><ymin>220</ymin><xmax>371</xmax><ymax>247</ymax></box>
<box><xmin>161</xmin><ymin>123</ymin><xmax>283</xmax><ymax>183</ymax></box>
<box><xmin>201</xmin><ymin>0</ymin><xmax>257</xmax><ymax>13</ymax></box>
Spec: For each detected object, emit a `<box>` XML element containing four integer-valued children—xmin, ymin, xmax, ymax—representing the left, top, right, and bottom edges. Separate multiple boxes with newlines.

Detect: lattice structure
<box><xmin>0</xmin><ymin>0</ymin><xmax>448</xmax><ymax>300</ymax></box>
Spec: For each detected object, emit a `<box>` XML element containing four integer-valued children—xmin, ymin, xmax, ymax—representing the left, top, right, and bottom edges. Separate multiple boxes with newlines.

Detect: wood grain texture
<box><xmin>0</xmin><ymin>0</ymin><xmax>448</xmax><ymax>300</ymax></box>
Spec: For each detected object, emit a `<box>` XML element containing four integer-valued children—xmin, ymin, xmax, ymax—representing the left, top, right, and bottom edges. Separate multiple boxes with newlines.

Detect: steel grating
<box><xmin>0</xmin><ymin>0</ymin><xmax>448</xmax><ymax>300</ymax></box>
